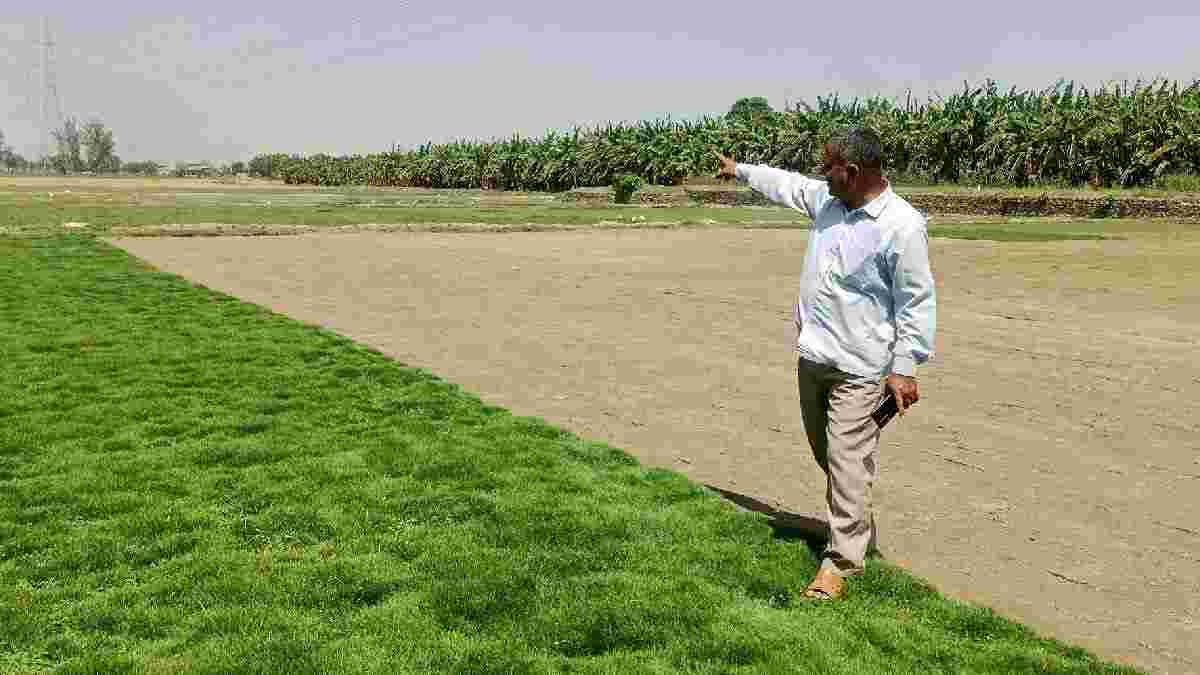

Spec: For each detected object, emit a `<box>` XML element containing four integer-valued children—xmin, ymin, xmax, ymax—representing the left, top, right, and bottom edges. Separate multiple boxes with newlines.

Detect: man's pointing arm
<box><xmin>716</xmin><ymin>153</ymin><xmax>827</xmax><ymax>220</ymax></box>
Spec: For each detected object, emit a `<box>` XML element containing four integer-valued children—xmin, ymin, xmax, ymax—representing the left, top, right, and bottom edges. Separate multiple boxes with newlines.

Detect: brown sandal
<box><xmin>803</xmin><ymin>568</ymin><xmax>846</xmax><ymax>601</ymax></box>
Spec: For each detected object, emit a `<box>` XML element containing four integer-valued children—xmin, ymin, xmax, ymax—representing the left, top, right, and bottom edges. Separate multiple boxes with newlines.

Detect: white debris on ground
<box><xmin>62</xmin><ymin>222</ymin><xmax>90</xmax><ymax>229</ymax></box>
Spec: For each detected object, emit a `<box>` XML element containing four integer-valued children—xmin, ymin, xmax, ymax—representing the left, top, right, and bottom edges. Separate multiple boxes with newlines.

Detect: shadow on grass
<box><xmin>704</xmin><ymin>484</ymin><xmax>830</xmax><ymax>559</ymax></box>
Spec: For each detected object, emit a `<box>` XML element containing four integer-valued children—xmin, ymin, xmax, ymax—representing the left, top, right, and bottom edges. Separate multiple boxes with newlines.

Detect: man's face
<box><xmin>819</xmin><ymin>145</ymin><xmax>854</xmax><ymax>202</ymax></box>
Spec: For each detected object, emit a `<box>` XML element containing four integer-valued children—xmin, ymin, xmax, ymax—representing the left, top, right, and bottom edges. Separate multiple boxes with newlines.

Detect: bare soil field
<box><xmin>113</xmin><ymin>227</ymin><xmax>1200</xmax><ymax>674</ymax></box>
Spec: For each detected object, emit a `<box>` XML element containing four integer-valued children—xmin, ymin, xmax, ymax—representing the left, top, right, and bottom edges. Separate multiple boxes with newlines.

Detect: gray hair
<box><xmin>828</xmin><ymin>127</ymin><xmax>884</xmax><ymax>171</ymax></box>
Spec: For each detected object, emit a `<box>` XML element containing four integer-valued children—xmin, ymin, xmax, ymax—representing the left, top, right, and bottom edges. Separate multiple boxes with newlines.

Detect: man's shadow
<box><xmin>704</xmin><ymin>484</ymin><xmax>829</xmax><ymax>559</ymax></box>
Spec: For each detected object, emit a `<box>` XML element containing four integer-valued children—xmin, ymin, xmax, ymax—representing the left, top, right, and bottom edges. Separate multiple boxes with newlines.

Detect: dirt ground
<box><xmin>112</xmin><ymin>228</ymin><xmax>1200</xmax><ymax>674</ymax></box>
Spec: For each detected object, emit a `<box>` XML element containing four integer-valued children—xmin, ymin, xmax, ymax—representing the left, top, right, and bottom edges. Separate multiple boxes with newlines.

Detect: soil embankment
<box><xmin>563</xmin><ymin>185</ymin><xmax>1200</xmax><ymax>219</ymax></box>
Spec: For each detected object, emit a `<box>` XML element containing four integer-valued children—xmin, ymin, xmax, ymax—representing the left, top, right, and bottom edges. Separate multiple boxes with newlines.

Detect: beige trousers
<box><xmin>796</xmin><ymin>355</ymin><xmax>885</xmax><ymax>577</ymax></box>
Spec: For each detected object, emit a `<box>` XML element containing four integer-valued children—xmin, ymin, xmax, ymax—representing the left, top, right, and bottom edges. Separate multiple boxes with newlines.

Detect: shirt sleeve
<box><xmin>735</xmin><ymin>163</ymin><xmax>828</xmax><ymax>221</ymax></box>
<box><xmin>889</xmin><ymin>223</ymin><xmax>937</xmax><ymax>376</ymax></box>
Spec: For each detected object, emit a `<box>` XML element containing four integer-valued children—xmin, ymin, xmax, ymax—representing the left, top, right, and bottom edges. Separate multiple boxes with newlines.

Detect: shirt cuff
<box><xmin>890</xmin><ymin>354</ymin><xmax>918</xmax><ymax>377</ymax></box>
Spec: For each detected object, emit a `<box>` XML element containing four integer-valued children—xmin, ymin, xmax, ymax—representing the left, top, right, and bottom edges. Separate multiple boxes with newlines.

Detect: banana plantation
<box><xmin>253</xmin><ymin>79</ymin><xmax>1200</xmax><ymax>190</ymax></box>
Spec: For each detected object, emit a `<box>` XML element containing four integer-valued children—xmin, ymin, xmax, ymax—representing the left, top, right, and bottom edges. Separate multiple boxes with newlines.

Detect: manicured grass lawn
<box><xmin>0</xmin><ymin>190</ymin><xmax>800</xmax><ymax>238</ymax></box>
<box><xmin>0</xmin><ymin>235</ymin><xmax>1139</xmax><ymax>673</ymax></box>
<box><xmin>924</xmin><ymin>215</ymin><xmax>1197</xmax><ymax>241</ymax></box>
<box><xmin>2</xmin><ymin>189</ymin><xmax>1171</xmax><ymax>242</ymax></box>
<box><xmin>927</xmin><ymin>226</ymin><xmax>1105</xmax><ymax>241</ymax></box>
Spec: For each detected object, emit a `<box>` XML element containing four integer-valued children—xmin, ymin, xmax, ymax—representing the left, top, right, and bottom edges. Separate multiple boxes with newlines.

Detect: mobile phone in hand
<box><xmin>871</xmin><ymin>392</ymin><xmax>900</xmax><ymax>429</ymax></box>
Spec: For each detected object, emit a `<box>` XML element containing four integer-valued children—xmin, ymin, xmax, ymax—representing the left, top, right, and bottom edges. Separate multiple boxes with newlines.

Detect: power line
<box><xmin>39</xmin><ymin>16</ymin><xmax>64</xmax><ymax>166</ymax></box>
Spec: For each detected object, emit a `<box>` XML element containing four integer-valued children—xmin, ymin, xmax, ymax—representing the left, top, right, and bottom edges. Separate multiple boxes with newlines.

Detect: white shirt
<box><xmin>736</xmin><ymin>163</ymin><xmax>937</xmax><ymax>379</ymax></box>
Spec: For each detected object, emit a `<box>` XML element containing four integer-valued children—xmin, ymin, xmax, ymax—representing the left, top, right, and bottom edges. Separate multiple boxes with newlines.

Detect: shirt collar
<box><xmin>854</xmin><ymin>182</ymin><xmax>894</xmax><ymax>219</ymax></box>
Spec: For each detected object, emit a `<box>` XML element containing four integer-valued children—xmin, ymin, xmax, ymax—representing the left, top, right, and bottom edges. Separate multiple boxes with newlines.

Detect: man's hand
<box><xmin>715</xmin><ymin>153</ymin><xmax>738</xmax><ymax>180</ymax></box>
<box><xmin>885</xmin><ymin>374</ymin><xmax>920</xmax><ymax>416</ymax></box>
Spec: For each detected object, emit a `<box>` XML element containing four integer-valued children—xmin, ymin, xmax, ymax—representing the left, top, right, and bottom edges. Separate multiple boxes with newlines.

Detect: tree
<box><xmin>4</xmin><ymin>151</ymin><xmax>28</xmax><ymax>172</ymax></box>
<box><xmin>81</xmin><ymin>119</ymin><xmax>119</xmax><ymax>173</ymax></box>
<box><xmin>230</xmin><ymin>160</ymin><xmax>246</xmax><ymax>175</ymax></box>
<box><xmin>51</xmin><ymin>117</ymin><xmax>84</xmax><ymax>173</ymax></box>
<box><xmin>0</xmin><ymin>130</ymin><xmax>23</xmax><ymax>171</ymax></box>
<box><xmin>121</xmin><ymin>160</ymin><xmax>160</xmax><ymax>176</ymax></box>
<box><xmin>248</xmin><ymin>153</ymin><xmax>290</xmax><ymax>178</ymax></box>
<box><xmin>728</xmin><ymin>96</ymin><xmax>774</xmax><ymax>120</ymax></box>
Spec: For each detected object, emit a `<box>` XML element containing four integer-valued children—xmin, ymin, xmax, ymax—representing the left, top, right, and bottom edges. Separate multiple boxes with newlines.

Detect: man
<box><xmin>716</xmin><ymin>127</ymin><xmax>936</xmax><ymax>601</ymax></box>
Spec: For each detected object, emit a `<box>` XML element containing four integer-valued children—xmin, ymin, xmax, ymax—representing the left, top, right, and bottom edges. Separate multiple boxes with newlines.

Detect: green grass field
<box><xmin>0</xmin><ymin>223</ymin><xmax>1144</xmax><ymax>672</ymax></box>
<box><xmin>4</xmin><ymin>186</ymin><xmax>1190</xmax><ymax>242</ymax></box>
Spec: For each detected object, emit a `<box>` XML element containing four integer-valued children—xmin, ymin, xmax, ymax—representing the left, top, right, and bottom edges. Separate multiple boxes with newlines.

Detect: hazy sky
<box><xmin>2</xmin><ymin>1</ymin><xmax>1198</xmax><ymax>162</ymax></box>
